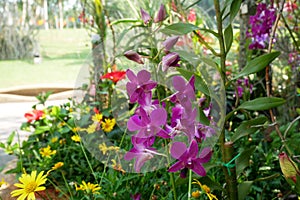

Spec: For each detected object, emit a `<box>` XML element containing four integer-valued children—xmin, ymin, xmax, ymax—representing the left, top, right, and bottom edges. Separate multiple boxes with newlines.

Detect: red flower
<box><xmin>101</xmin><ymin>71</ymin><xmax>126</xmax><ymax>83</ymax></box>
<box><xmin>25</xmin><ymin>110</ymin><xmax>44</xmax><ymax>123</ymax></box>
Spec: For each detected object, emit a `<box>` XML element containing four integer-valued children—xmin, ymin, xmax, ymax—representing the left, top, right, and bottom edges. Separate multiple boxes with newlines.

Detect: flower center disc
<box><xmin>25</xmin><ymin>181</ymin><xmax>37</xmax><ymax>193</ymax></box>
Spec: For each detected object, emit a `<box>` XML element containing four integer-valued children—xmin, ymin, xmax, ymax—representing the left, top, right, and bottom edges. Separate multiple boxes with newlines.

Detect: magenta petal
<box><xmin>142</xmin><ymin>81</ymin><xmax>157</xmax><ymax>91</ymax></box>
<box><xmin>126</xmin><ymin>82</ymin><xmax>137</xmax><ymax>96</ymax></box>
<box><xmin>191</xmin><ymin>161</ymin><xmax>206</xmax><ymax>176</ymax></box>
<box><xmin>173</xmin><ymin>76</ymin><xmax>187</xmax><ymax>92</ymax></box>
<box><xmin>124</xmin><ymin>151</ymin><xmax>138</xmax><ymax>161</ymax></box>
<box><xmin>188</xmin><ymin>140</ymin><xmax>199</xmax><ymax>159</ymax></box>
<box><xmin>170</xmin><ymin>142</ymin><xmax>187</xmax><ymax>159</ymax></box>
<box><xmin>168</xmin><ymin>161</ymin><xmax>185</xmax><ymax>172</ymax></box>
<box><xmin>126</xmin><ymin>69</ymin><xmax>137</xmax><ymax>82</ymax></box>
<box><xmin>198</xmin><ymin>147</ymin><xmax>212</xmax><ymax>163</ymax></box>
<box><xmin>134</xmin><ymin>153</ymin><xmax>153</xmax><ymax>172</ymax></box>
<box><xmin>137</xmin><ymin>70</ymin><xmax>151</xmax><ymax>84</ymax></box>
<box><xmin>127</xmin><ymin>115</ymin><xmax>143</xmax><ymax>131</ymax></box>
<box><xmin>150</xmin><ymin>108</ymin><xmax>167</xmax><ymax>126</ymax></box>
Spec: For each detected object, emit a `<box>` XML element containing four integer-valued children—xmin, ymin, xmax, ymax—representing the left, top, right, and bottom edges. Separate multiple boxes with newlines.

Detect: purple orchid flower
<box><xmin>154</xmin><ymin>4</ymin><xmax>166</xmax><ymax>23</ymax></box>
<box><xmin>170</xmin><ymin>76</ymin><xmax>195</xmax><ymax>106</ymax></box>
<box><xmin>124</xmin><ymin>50</ymin><xmax>144</xmax><ymax>64</ymax></box>
<box><xmin>131</xmin><ymin>193</ymin><xmax>141</xmax><ymax>200</ymax></box>
<box><xmin>127</xmin><ymin>107</ymin><xmax>169</xmax><ymax>139</ymax></box>
<box><xmin>163</xmin><ymin>36</ymin><xmax>179</xmax><ymax>52</ymax></box>
<box><xmin>195</xmin><ymin>124</ymin><xmax>216</xmax><ymax>142</ymax></box>
<box><xmin>140</xmin><ymin>8</ymin><xmax>151</xmax><ymax>24</ymax></box>
<box><xmin>126</xmin><ymin>69</ymin><xmax>157</xmax><ymax>103</ymax></box>
<box><xmin>124</xmin><ymin>136</ymin><xmax>156</xmax><ymax>172</ymax></box>
<box><xmin>162</xmin><ymin>52</ymin><xmax>180</xmax><ymax>71</ymax></box>
<box><xmin>168</xmin><ymin>140</ymin><xmax>212</xmax><ymax>176</ymax></box>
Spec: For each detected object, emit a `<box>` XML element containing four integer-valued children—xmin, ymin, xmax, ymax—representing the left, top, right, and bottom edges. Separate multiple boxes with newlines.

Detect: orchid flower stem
<box><xmin>188</xmin><ymin>169</ymin><xmax>192</xmax><ymax>200</ymax></box>
<box><xmin>165</xmin><ymin>140</ymin><xmax>177</xmax><ymax>200</ymax></box>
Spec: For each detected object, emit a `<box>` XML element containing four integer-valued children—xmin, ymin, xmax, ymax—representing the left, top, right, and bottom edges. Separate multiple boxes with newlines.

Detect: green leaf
<box><xmin>231</xmin><ymin>116</ymin><xmax>268</xmax><ymax>142</ymax></box>
<box><xmin>224</xmin><ymin>24</ymin><xmax>233</xmax><ymax>53</ymax></box>
<box><xmin>234</xmin><ymin>51</ymin><xmax>280</xmax><ymax>79</ymax></box>
<box><xmin>34</xmin><ymin>126</ymin><xmax>50</xmax><ymax>134</ymax></box>
<box><xmin>160</xmin><ymin>22</ymin><xmax>199</xmax><ymax>35</ymax></box>
<box><xmin>230</xmin><ymin>0</ymin><xmax>242</xmax><ymax>22</ymax></box>
<box><xmin>7</xmin><ymin>131</ymin><xmax>16</xmax><ymax>146</ymax></box>
<box><xmin>110</xmin><ymin>18</ymin><xmax>140</xmax><ymax>25</ymax></box>
<box><xmin>176</xmin><ymin>68</ymin><xmax>210</xmax><ymax>96</ymax></box>
<box><xmin>238</xmin><ymin>181</ymin><xmax>253</xmax><ymax>200</ymax></box>
<box><xmin>238</xmin><ymin>97</ymin><xmax>286</xmax><ymax>111</ymax></box>
<box><xmin>236</xmin><ymin>146</ymin><xmax>256</xmax><ymax>175</ymax></box>
<box><xmin>198</xmin><ymin>28</ymin><xmax>219</xmax><ymax>38</ymax></box>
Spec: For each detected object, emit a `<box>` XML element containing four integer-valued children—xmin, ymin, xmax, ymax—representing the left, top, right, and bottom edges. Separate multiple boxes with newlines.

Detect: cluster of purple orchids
<box><xmin>247</xmin><ymin>3</ymin><xmax>276</xmax><ymax>50</ymax></box>
<box><xmin>123</xmin><ymin>69</ymin><xmax>214</xmax><ymax>177</ymax></box>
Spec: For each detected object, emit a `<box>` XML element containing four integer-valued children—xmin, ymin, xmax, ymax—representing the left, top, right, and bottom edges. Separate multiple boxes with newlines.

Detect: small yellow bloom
<box><xmin>50</xmin><ymin>137</ymin><xmax>58</xmax><ymax>143</ymax></box>
<box><xmin>86</xmin><ymin>123</ymin><xmax>97</xmax><ymax>134</ymax></box>
<box><xmin>40</xmin><ymin>145</ymin><xmax>56</xmax><ymax>158</ymax></box>
<box><xmin>59</xmin><ymin>139</ymin><xmax>66</xmax><ymax>145</ymax></box>
<box><xmin>72</xmin><ymin>127</ymin><xmax>80</xmax><ymax>133</ymax></box>
<box><xmin>111</xmin><ymin>159</ymin><xmax>125</xmax><ymax>174</ymax></box>
<box><xmin>99</xmin><ymin>143</ymin><xmax>108</xmax><ymax>155</ymax></box>
<box><xmin>52</xmin><ymin>162</ymin><xmax>64</xmax><ymax>170</ymax></box>
<box><xmin>75</xmin><ymin>180</ymin><xmax>101</xmax><ymax>194</ymax></box>
<box><xmin>192</xmin><ymin>179</ymin><xmax>218</xmax><ymax>200</ymax></box>
<box><xmin>71</xmin><ymin>135</ymin><xmax>81</xmax><ymax>142</ymax></box>
<box><xmin>92</xmin><ymin>113</ymin><xmax>103</xmax><ymax>123</ymax></box>
<box><xmin>101</xmin><ymin>118</ymin><xmax>116</xmax><ymax>132</ymax></box>
<box><xmin>0</xmin><ymin>178</ymin><xmax>7</xmax><ymax>187</ymax></box>
<box><xmin>192</xmin><ymin>190</ymin><xmax>200</xmax><ymax>198</ymax></box>
<box><xmin>11</xmin><ymin>170</ymin><xmax>47</xmax><ymax>200</ymax></box>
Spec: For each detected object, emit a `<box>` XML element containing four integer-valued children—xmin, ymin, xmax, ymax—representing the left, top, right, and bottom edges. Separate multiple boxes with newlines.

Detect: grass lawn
<box><xmin>0</xmin><ymin>29</ymin><xmax>91</xmax><ymax>89</ymax></box>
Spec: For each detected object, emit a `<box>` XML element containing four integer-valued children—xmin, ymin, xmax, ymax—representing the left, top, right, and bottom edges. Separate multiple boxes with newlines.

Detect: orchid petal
<box><xmin>170</xmin><ymin>142</ymin><xmax>187</xmax><ymax>159</ymax></box>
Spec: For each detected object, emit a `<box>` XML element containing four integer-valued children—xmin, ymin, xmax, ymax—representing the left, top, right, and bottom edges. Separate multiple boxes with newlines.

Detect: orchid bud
<box><xmin>162</xmin><ymin>52</ymin><xmax>180</xmax><ymax>71</ymax></box>
<box><xmin>124</xmin><ymin>50</ymin><xmax>144</xmax><ymax>64</ymax></box>
<box><xmin>154</xmin><ymin>4</ymin><xmax>166</xmax><ymax>23</ymax></box>
<box><xmin>279</xmin><ymin>152</ymin><xmax>300</xmax><ymax>183</ymax></box>
<box><xmin>140</xmin><ymin>8</ymin><xmax>151</xmax><ymax>24</ymax></box>
<box><xmin>162</xmin><ymin>36</ymin><xmax>179</xmax><ymax>52</ymax></box>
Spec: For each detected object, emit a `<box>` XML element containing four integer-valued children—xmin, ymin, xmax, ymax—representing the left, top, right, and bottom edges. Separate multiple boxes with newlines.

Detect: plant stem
<box><xmin>165</xmin><ymin>140</ymin><xmax>177</xmax><ymax>200</ymax></box>
<box><xmin>188</xmin><ymin>169</ymin><xmax>192</xmax><ymax>200</ymax></box>
<box><xmin>62</xmin><ymin>171</ymin><xmax>74</xmax><ymax>200</ymax></box>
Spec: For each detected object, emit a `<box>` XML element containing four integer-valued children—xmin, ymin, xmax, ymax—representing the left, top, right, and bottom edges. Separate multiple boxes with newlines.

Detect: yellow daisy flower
<box><xmin>92</xmin><ymin>113</ymin><xmax>103</xmax><ymax>123</ymax></box>
<box><xmin>0</xmin><ymin>178</ymin><xmax>7</xmax><ymax>187</ymax></box>
<box><xmin>50</xmin><ymin>137</ymin><xmax>58</xmax><ymax>143</ymax></box>
<box><xmin>192</xmin><ymin>179</ymin><xmax>218</xmax><ymax>200</ymax></box>
<box><xmin>11</xmin><ymin>170</ymin><xmax>47</xmax><ymax>200</ymax></box>
<box><xmin>86</xmin><ymin>123</ymin><xmax>97</xmax><ymax>134</ymax></box>
<box><xmin>99</xmin><ymin>143</ymin><xmax>108</xmax><ymax>155</ymax></box>
<box><xmin>39</xmin><ymin>145</ymin><xmax>56</xmax><ymax>158</ymax></box>
<box><xmin>52</xmin><ymin>162</ymin><xmax>64</xmax><ymax>170</ymax></box>
<box><xmin>101</xmin><ymin>118</ymin><xmax>116</xmax><ymax>132</ymax></box>
<box><xmin>75</xmin><ymin>180</ymin><xmax>101</xmax><ymax>194</ymax></box>
<box><xmin>71</xmin><ymin>135</ymin><xmax>81</xmax><ymax>142</ymax></box>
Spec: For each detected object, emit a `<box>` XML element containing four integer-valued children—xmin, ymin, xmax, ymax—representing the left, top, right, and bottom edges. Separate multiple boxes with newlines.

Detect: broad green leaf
<box><xmin>176</xmin><ymin>68</ymin><xmax>210</xmax><ymax>96</ymax></box>
<box><xmin>234</xmin><ymin>51</ymin><xmax>280</xmax><ymax>79</ymax></box>
<box><xmin>231</xmin><ymin>116</ymin><xmax>268</xmax><ymax>142</ymax></box>
<box><xmin>224</xmin><ymin>24</ymin><xmax>233</xmax><ymax>53</ymax></box>
<box><xmin>238</xmin><ymin>97</ymin><xmax>286</xmax><ymax>111</ymax></box>
<box><xmin>230</xmin><ymin>0</ymin><xmax>242</xmax><ymax>22</ymax></box>
<box><xmin>176</xmin><ymin>50</ymin><xmax>200</xmax><ymax>66</ymax></box>
<box><xmin>236</xmin><ymin>146</ymin><xmax>256</xmax><ymax>175</ymax></box>
<box><xmin>238</xmin><ymin>181</ymin><xmax>253</xmax><ymax>200</ymax></box>
<box><xmin>34</xmin><ymin>126</ymin><xmax>50</xmax><ymax>134</ymax></box>
<box><xmin>160</xmin><ymin>22</ymin><xmax>199</xmax><ymax>35</ymax></box>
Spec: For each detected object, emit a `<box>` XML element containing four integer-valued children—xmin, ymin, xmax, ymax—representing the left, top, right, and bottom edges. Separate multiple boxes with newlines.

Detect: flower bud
<box><xmin>162</xmin><ymin>36</ymin><xmax>179</xmax><ymax>52</ymax></box>
<box><xmin>279</xmin><ymin>152</ymin><xmax>300</xmax><ymax>183</ymax></box>
<box><xmin>162</xmin><ymin>52</ymin><xmax>180</xmax><ymax>71</ymax></box>
<box><xmin>140</xmin><ymin>8</ymin><xmax>151</xmax><ymax>24</ymax></box>
<box><xmin>124</xmin><ymin>50</ymin><xmax>144</xmax><ymax>64</ymax></box>
<box><xmin>154</xmin><ymin>4</ymin><xmax>166</xmax><ymax>23</ymax></box>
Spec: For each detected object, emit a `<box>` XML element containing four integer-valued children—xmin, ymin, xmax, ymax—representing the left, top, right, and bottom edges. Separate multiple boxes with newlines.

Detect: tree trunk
<box><xmin>43</xmin><ymin>0</ymin><xmax>49</xmax><ymax>30</ymax></box>
<box><xmin>58</xmin><ymin>0</ymin><xmax>63</xmax><ymax>29</ymax></box>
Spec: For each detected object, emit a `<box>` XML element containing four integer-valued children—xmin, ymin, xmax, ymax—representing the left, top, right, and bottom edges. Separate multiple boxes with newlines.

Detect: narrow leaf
<box><xmin>231</xmin><ymin>116</ymin><xmax>268</xmax><ymax>142</ymax></box>
<box><xmin>234</xmin><ymin>51</ymin><xmax>280</xmax><ymax>79</ymax></box>
<box><xmin>238</xmin><ymin>97</ymin><xmax>286</xmax><ymax>111</ymax></box>
<box><xmin>7</xmin><ymin>131</ymin><xmax>16</xmax><ymax>146</ymax></box>
<box><xmin>224</xmin><ymin>24</ymin><xmax>233</xmax><ymax>53</ymax></box>
<box><xmin>160</xmin><ymin>22</ymin><xmax>199</xmax><ymax>35</ymax></box>
<box><xmin>230</xmin><ymin>0</ymin><xmax>242</xmax><ymax>22</ymax></box>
